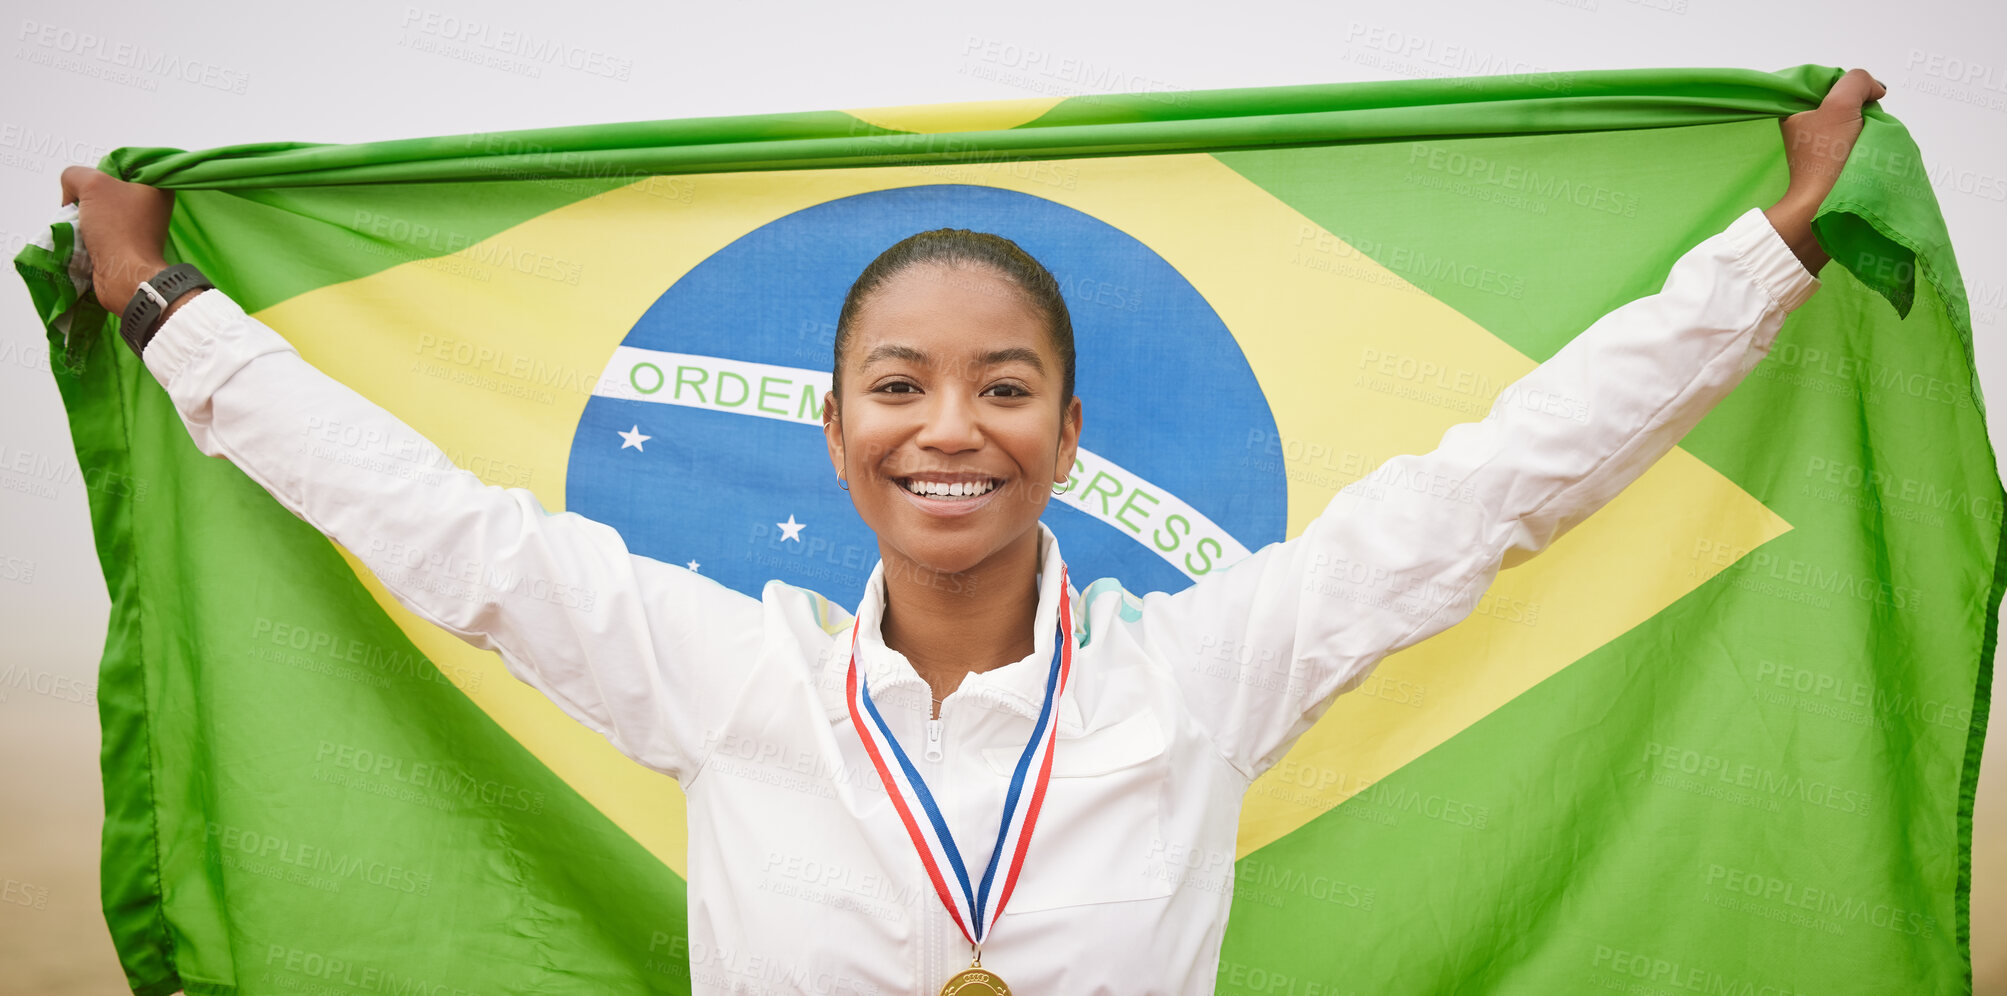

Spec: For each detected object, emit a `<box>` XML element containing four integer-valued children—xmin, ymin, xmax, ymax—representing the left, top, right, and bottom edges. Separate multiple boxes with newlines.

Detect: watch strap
<box><xmin>121</xmin><ymin>263</ymin><xmax>215</xmax><ymax>359</ymax></box>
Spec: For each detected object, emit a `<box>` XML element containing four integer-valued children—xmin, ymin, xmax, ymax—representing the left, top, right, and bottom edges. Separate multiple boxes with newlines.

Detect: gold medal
<box><xmin>938</xmin><ymin>953</ymin><xmax>1010</xmax><ymax>995</ymax></box>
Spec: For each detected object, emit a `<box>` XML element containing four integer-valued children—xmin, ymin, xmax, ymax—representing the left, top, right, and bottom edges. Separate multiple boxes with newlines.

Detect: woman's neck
<box><xmin>879</xmin><ymin>529</ymin><xmax>1044</xmax><ymax>718</ymax></box>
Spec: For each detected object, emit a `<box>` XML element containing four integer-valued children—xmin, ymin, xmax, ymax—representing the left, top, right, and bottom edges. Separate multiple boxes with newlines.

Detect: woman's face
<box><xmin>823</xmin><ymin>262</ymin><xmax>1083</xmax><ymax>581</ymax></box>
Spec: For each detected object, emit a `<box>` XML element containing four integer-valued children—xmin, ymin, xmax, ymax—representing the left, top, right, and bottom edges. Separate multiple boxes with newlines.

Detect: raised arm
<box><xmin>1143</xmin><ymin>69</ymin><xmax>1885</xmax><ymax>782</ymax></box>
<box><xmin>62</xmin><ymin>167</ymin><xmax>763</xmax><ymax>783</ymax></box>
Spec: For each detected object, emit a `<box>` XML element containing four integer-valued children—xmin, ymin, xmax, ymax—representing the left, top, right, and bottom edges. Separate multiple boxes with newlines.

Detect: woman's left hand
<box><xmin>1764</xmin><ymin>68</ymin><xmax>1889</xmax><ymax>275</ymax></box>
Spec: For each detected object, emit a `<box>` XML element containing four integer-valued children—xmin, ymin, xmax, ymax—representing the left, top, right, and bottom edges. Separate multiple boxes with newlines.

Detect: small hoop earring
<box><xmin>1052</xmin><ymin>479</ymin><xmax>1071</xmax><ymax>495</ymax></box>
<box><xmin>837</xmin><ymin>475</ymin><xmax>850</xmax><ymax>491</ymax></box>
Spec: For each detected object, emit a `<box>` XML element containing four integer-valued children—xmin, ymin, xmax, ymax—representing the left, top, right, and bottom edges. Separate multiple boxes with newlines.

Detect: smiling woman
<box><xmin>821</xmin><ymin>230</ymin><xmax>1084</xmax><ymax>725</ymax></box>
<box><xmin>48</xmin><ymin>67</ymin><xmax>1896</xmax><ymax>996</ymax></box>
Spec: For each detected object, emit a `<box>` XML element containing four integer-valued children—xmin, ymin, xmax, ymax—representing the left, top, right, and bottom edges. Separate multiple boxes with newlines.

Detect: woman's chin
<box><xmin>884</xmin><ymin>532</ymin><xmax>1013</xmax><ymax>584</ymax></box>
<box><xmin>894</xmin><ymin>545</ymin><xmax>984</xmax><ymax>580</ymax></box>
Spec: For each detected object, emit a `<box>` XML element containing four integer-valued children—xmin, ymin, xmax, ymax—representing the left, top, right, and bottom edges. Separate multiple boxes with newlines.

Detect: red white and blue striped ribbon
<box><xmin>844</xmin><ymin>563</ymin><xmax>1074</xmax><ymax>948</ymax></box>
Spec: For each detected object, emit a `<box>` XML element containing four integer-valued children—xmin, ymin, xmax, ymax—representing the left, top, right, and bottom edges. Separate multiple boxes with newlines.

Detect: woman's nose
<box><xmin>914</xmin><ymin>392</ymin><xmax>983</xmax><ymax>453</ymax></box>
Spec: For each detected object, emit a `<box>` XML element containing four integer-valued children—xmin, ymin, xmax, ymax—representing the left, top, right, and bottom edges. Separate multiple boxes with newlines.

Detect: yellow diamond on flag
<box><xmin>269</xmin><ymin>152</ymin><xmax>1790</xmax><ymax>877</ymax></box>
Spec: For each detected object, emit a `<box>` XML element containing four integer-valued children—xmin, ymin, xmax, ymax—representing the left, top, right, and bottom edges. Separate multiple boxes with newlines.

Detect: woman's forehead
<box><xmin>861</xmin><ymin>261</ymin><xmax>1041</xmax><ymax>317</ymax></box>
<box><xmin>847</xmin><ymin>265</ymin><xmax>1054</xmax><ymax>370</ymax></box>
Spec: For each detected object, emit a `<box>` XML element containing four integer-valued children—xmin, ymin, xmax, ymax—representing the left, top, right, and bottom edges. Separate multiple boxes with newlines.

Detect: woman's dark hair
<box><xmin>830</xmin><ymin>228</ymin><xmax>1075</xmax><ymax>416</ymax></box>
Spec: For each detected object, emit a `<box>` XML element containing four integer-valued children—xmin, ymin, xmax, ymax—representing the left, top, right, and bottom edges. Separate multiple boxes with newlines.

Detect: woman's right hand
<box><xmin>1762</xmin><ymin>68</ymin><xmax>1888</xmax><ymax>276</ymax></box>
<box><xmin>59</xmin><ymin>165</ymin><xmax>176</xmax><ymax>312</ymax></box>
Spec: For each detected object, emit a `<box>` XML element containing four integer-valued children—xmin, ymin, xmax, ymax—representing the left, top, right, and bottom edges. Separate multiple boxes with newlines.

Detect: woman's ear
<box><xmin>1055</xmin><ymin>394</ymin><xmax>1083</xmax><ymax>487</ymax></box>
<box><xmin>822</xmin><ymin>390</ymin><xmax>845</xmax><ymax>479</ymax></box>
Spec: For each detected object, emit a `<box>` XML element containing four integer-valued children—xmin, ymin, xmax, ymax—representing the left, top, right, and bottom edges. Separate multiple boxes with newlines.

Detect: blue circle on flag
<box><xmin>565</xmin><ymin>184</ymin><xmax>1284</xmax><ymax>609</ymax></box>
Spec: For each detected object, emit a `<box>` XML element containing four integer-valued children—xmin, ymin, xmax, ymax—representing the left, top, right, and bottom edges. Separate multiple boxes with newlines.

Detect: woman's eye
<box><xmin>879</xmin><ymin>381</ymin><xmax>918</xmax><ymax>394</ymax></box>
<box><xmin>986</xmin><ymin>383</ymin><xmax>1028</xmax><ymax>397</ymax></box>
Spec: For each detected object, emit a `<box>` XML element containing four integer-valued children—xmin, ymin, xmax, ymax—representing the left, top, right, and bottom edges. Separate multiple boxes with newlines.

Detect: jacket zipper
<box><xmin>921</xmin><ymin>710</ymin><xmax>945</xmax><ymax>988</ymax></box>
<box><xmin>923</xmin><ymin>717</ymin><xmax>944</xmax><ymax>762</ymax></box>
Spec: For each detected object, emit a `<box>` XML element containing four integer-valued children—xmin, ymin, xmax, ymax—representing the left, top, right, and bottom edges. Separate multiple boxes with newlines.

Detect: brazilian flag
<box><xmin>14</xmin><ymin>65</ymin><xmax>1995</xmax><ymax>994</ymax></box>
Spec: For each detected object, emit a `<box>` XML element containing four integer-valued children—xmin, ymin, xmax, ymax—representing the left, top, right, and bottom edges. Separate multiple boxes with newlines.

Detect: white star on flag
<box><xmin>686</xmin><ymin>560</ymin><xmax>701</xmax><ymax>572</ymax></box>
<box><xmin>778</xmin><ymin>515</ymin><xmax>806</xmax><ymax>541</ymax></box>
<box><xmin>618</xmin><ymin>425</ymin><xmax>651</xmax><ymax>451</ymax></box>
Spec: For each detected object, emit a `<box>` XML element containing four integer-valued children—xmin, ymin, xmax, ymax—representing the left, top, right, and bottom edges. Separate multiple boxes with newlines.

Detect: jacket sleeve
<box><xmin>1141</xmin><ymin>207</ymin><xmax>1822</xmax><ymax>783</ymax></box>
<box><xmin>141</xmin><ymin>289</ymin><xmax>765</xmax><ymax>783</ymax></box>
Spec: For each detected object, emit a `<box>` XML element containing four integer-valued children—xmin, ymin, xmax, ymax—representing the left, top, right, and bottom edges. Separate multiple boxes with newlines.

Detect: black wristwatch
<box><xmin>120</xmin><ymin>263</ymin><xmax>215</xmax><ymax>358</ymax></box>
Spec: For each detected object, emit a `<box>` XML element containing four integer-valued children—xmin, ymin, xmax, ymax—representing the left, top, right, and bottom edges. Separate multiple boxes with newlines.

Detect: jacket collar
<box><xmin>821</xmin><ymin>522</ymin><xmax>1083</xmax><ymax>735</ymax></box>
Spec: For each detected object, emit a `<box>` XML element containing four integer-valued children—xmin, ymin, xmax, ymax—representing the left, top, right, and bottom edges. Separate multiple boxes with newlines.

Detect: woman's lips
<box><xmin>895</xmin><ymin>478</ymin><xmax>1004</xmax><ymax>517</ymax></box>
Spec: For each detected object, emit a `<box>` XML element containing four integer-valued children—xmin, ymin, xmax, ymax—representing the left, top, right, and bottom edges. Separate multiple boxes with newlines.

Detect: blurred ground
<box><xmin>1</xmin><ymin>705</ymin><xmax>126</xmax><ymax>995</ymax></box>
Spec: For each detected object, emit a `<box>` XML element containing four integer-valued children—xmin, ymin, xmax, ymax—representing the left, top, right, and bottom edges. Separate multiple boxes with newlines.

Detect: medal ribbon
<box><xmin>845</xmin><ymin>563</ymin><xmax>1073</xmax><ymax>948</ymax></box>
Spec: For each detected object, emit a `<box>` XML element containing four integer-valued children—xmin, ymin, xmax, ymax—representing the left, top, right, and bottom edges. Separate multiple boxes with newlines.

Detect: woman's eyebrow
<box><xmin>861</xmin><ymin>344</ymin><xmax>1045</xmax><ymax>372</ymax></box>
<box><xmin>862</xmin><ymin>343</ymin><xmax>927</xmax><ymax>369</ymax></box>
<box><xmin>976</xmin><ymin>346</ymin><xmax>1045</xmax><ymax>371</ymax></box>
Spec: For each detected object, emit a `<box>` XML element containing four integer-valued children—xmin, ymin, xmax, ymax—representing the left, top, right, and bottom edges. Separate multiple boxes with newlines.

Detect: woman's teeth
<box><xmin>904</xmin><ymin>479</ymin><xmax>997</xmax><ymax>499</ymax></box>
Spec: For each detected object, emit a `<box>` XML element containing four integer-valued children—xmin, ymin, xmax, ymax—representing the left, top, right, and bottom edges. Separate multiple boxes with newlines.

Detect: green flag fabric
<box><xmin>14</xmin><ymin>64</ymin><xmax>1996</xmax><ymax>994</ymax></box>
